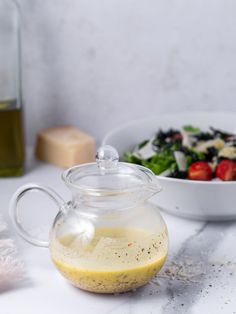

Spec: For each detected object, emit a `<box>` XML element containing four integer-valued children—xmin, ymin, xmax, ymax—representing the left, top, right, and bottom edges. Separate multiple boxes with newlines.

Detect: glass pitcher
<box><xmin>0</xmin><ymin>0</ymin><xmax>24</xmax><ymax>177</ymax></box>
<box><xmin>10</xmin><ymin>146</ymin><xmax>168</xmax><ymax>293</ymax></box>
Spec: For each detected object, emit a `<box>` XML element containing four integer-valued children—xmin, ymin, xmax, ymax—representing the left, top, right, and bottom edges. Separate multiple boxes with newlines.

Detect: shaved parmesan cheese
<box><xmin>134</xmin><ymin>140</ymin><xmax>156</xmax><ymax>160</ymax></box>
<box><xmin>181</xmin><ymin>130</ymin><xmax>197</xmax><ymax>148</ymax></box>
<box><xmin>219</xmin><ymin>146</ymin><xmax>236</xmax><ymax>159</ymax></box>
<box><xmin>195</xmin><ymin>138</ymin><xmax>225</xmax><ymax>153</ymax></box>
<box><xmin>159</xmin><ymin>168</ymin><xmax>172</xmax><ymax>177</ymax></box>
<box><xmin>174</xmin><ymin>151</ymin><xmax>187</xmax><ymax>171</ymax></box>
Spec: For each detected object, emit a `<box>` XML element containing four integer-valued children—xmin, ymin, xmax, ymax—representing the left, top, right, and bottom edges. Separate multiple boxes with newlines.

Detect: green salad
<box><xmin>123</xmin><ymin>126</ymin><xmax>236</xmax><ymax>181</ymax></box>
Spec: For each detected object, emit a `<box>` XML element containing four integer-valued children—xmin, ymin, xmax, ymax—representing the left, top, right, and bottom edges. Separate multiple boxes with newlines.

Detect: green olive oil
<box><xmin>0</xmin><ymin>100</ymin><xmax>24</xmax><ymax>176</ymax></box>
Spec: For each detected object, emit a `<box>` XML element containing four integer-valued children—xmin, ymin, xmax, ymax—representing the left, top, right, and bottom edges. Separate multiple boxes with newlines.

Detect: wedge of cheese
<box><xmin>35</xmin><ymin>125</ymin><xmax>95</xmax><ymax>168</ymax></box>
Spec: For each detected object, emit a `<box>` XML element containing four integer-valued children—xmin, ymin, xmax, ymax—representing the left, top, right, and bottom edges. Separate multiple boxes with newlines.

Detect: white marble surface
<box><xmin>14</xmin><ymin>0</ymin><xmax>236</xmax><ymax>145</ymax></box>
<box><xmin>0</xmin><ymin>151</ymin><xmax>236</xmax><ymax>313</ymax></box>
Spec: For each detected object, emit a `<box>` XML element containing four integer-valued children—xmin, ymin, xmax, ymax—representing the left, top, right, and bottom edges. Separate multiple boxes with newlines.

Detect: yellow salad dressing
<box><xmin>50</xmin><ymin>227</ymin><xmax>168</xmax><ymax>293</ymax></box>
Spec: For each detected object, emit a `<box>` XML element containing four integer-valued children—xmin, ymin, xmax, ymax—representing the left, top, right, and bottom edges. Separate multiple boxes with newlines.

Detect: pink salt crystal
<box><xmin>0</xmin><ymin>217</ymin><xmax>24</xmax><ymax>290</ymax></box>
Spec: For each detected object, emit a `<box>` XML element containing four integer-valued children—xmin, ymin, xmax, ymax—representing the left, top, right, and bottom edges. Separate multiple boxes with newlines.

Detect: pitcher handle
<box><xmin>9</xmin><ymin>183</ymin><xmax>65</xmax><ymax>248</ymax></box>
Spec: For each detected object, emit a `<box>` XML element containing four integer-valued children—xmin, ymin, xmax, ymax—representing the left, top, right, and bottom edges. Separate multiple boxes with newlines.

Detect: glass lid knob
<box><xmin>96</xmin><ymin>145</ymin><xmax>119</xmax><ymax>171</ymax></box>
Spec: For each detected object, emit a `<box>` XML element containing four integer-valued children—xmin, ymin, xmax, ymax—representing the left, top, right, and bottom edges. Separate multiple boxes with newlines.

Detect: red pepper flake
<box><xmin>128</xmin><ymin>242</ymin><xmax>133</xmax><ymax>247</ymax></box>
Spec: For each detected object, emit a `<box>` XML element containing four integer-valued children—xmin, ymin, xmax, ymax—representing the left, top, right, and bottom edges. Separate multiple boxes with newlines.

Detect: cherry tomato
<box><xmin>188</xmin><ymin>161</ymin><xmax>212</xmax><ymax>181</ymax></box>
<box><xmin>216</xmin><ymin>160</ymin><xmax>235</xmax><ymax>181</ymax></box>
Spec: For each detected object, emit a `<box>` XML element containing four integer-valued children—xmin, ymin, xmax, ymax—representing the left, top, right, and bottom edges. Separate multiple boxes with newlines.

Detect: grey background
<box><xmin>17</xmin><ymin>0</ymin><xmax>236</xmax><ymax>145</ymax></box>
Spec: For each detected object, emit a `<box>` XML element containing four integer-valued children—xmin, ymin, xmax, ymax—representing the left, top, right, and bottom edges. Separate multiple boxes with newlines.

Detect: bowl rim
<box><xmin>102</xmin><ymin>111</ymin><xmax>236</xmax><ymax>186</ymax></box>
<box><xmin>156</xmin><ymin>175</ymin><xmax>236</xmax><ymax>185</ymax></box>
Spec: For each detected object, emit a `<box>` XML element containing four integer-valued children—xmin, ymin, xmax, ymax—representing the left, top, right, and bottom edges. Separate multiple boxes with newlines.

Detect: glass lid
<box><xmin>62</xmin><ymin>145</ymin><xmax>161</xmax><ymax>195</ymax></box>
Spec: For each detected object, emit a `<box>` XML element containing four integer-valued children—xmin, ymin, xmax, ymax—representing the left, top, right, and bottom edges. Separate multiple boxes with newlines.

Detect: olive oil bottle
<box><xmin>0</xmin><ymin>1</ymin><xmax>24</xmax><ymax>176</ymax></box>
<box><xmin>0</xmin><ymin>100</ymin><xmax>24</xmax><ymax>176</ymax></box>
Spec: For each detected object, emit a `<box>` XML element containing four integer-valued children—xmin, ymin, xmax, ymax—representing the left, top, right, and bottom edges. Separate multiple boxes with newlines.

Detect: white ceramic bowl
<box><xmin>103</xmin><ymin>112</ymin><xmax>236</xmax><ymax>221</ymax></box>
